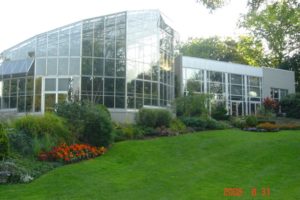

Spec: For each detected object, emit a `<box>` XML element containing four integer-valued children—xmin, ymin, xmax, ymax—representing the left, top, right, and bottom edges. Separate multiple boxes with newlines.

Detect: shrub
<box><xmin>280</xmin><ymin>93</ymin><xmax>300</xmax><ymax>119</ymax></box>
<box><xmin>0</xmin><ymin>161</ymin><xmax>28</xmax><ymax>184</ymax></box>
<box><xmin>13</xmin><ymin>113</ymin><xmax>73</xmax><ymax>155</ymax></box>
<box><xmin>38</xmin><ymin>143</ymin><xmax>106</xmax><ymax>164</ymax></box>
<box><xmin>230</xmin><ymin>117</ymin><xmax>246</xmax><ymax>129</ymax></box>
<box><xmin>0</xmin><ymin>123</ymin><xmax>9</xmax><ymax>160</ymax></box>
<box><xmin>180</xmin><ymin>117</ymin><xmax>207</xmax><ymax>130</ymax></box>
<box><xmin>14</xmin><ymin>113</ymin><xmax>72</xmax><ymax>142</ymax></box>
<box><xmin>113</xmin><ymin>124</ymin><xmax>146</xmax><ymax>141</ymax></box>
<box><xmin>8</xmin><ymin>130</ymin><xmax>33</xmax><ymax>156</ymax></box>
<box><xmin>245</xmin><ymin>115</ymin><xmax>258</xmax><ymax>127</ymax></box>
<box><xmin>56</xmin><ymin>102</ymin><xmax>113</xmax><ymax>147</ymax></box>
<box><xmin>137</xmin><ymin>108</ymin><xmax>172</xmax><ymax>128</ymax></box>
<box><xmin>278</xmin><ymin>124</ymin><xmax>300</xmax><ymax>130</ymax></box>
<box><xmin>175</xmin><ymin>94</ymin><xmax>210</xmax><ymax>117</ymax></box>
<box><xmin>257</xmin><ymin>122</ymin><xmax>279</xmax><ymax>132</ymax></box>
<box><xmin>263</xmin><ymin>97</ymin><xmax>278</xmax><ymax>111</ymax></box>
<box><xmin>211</xmin><ymin>103</ymin><xmax>229</xmax><ymax>120</ymax></box>
<box><xmin>81</xmin><ymin>105</ymin><xmax>113</xmax><ymax>147</ymax></box>
<box><xmin>170</xmin><ymin>119</ymin><xmax>187</xmax><ymax>134</ymax></box>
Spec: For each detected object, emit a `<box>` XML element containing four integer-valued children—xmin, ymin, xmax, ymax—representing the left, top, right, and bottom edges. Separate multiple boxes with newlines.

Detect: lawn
<box><xmin>0</xmin><ymin>129</ymin><xmax>299</xmax><ymax>200</ymax></box>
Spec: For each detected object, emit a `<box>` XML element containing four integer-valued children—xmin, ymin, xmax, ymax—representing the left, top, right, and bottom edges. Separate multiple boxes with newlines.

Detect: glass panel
<box><xmin>94</xmin><ymin>58</ymin><xmax>104</xmax><ymax>76</ymax></box>
<box><xmin>82</xmin><ymin>58</ymin><xmax>92</xmax><ymax>75</ymax></box>
<box><xmin>136</xmin><ymin>80</ymin><xmax>143</xmax><ymax>98</ymax></box>
<box><xmin>18</xmin><ymin>96</ymin><xmax>25</xmax><ymax>112</ymax></box>
<box><xmin>58</xmin><ymin>78</ymin><xmax>69</xmax><ymax>91</ymax></box>
<box><xmin>47</xmin><ymin>58</ymin><xmax>57</xmax><ymax>75</ymax></box>
<box><xmin>69</xmin><ymin>58</ymin><xmax>80</xmax><ymax>75</ymax></box>
<box><xmin>36</xmin><ymin>34</ymin><xmax>47</xmax><ymax>57</ymax></box>
<box><xmin>47</xmin><ymin>32</ymin><xmax>58</xmax><ymax>56</ymax></box>
<box><xmin>105</xmin><ymin>59</ymin><xmax>115</xmax><ymax>76</ymax></box>
<box><xmin>35</xmin><ymin>78</ymin><xmax>42</xmax><ymax>95</ymax></box>
<box><xmin>230</xmin><ymin>74</ymin><xmax>243</xmax><ymax>85</ymax></box>
<box><xmin>58</xmin><ymin>58</ymin><xmax>69</xmax><ymax>75</ymax></box>
<box><xmin>58</xmin><ymin>94</ymin><xmax>68</xmax><ymax>103</ymax></box>
<box><xmin>81</xmin><ymin>77</ymin><xmax>92</xmax><ymax>95</ymax></box>
<box><xmin>116</xmin><ymin>59</ymin><xmax>125</xmax><ymax>77</ymax></box>
<box><xmin>209</xmin><ymin>71</ymin><xmax>223</xmax><ymax>82</ymax></box>
<box><xmin>3</xmin><ymin>80</ymin><xmax>10</xmax><ymax>97</ymax></box>
<box><xmin>10</xmin><ymin>97</ymin><xmax>17</xmax><ymax>108</ymax></box>
<box><xmin>280</xmin><ymin>89</ymin><xmax>288</xmax><ymax>99</ymax></box>
<box><xmin>249</xmin><ymin>87</ymin><xmax>260</xmax><ymax>97</ymax></box>
<box><xmin>45</xmin><ymin>94</ymin><xmax>56</xmax><ymax>112</ymax></box>
<box><xmin>115</xmin><ymin>96</ymin><xmax>125</xmax><ymax>108</ymax></box>
<box><xmin>3</xmin><ymin>97</ymin><xmax>9</xmax><ymax>109</ymax></box>
<box><xmin>231</xmin><ymin>85</ymin><xmax>243</xmax><ymax>95</ymax></box>
<box><xmin>59</xmin><ymin>29</ymin><xmax>70</xmax><ymax>56</ymax></box>
<box><xmin>26</xmin><ymin>78</ymin><xmax>34</xmax><ymax>96</ymax></box>
<box><xmin>18</xmin><ymin>78</ymin><xmax>26</xmax><ymax>96</ymax></box>
<box><xmin>209</xmin><ymin>82</ymin><xmax>223</xmax><ymax>94</ymax></box>
<box><xmin>70</xmin><ymin>25</ymin><xmax>81</xmax><ymax>56</ymax></box>
<box><xmin>93</xmin><ymin>77</ymin><xmax>103</xmax><ymax>95</ymax></box>
<box><xmin>45</xmin><ymin>78</ymin><xmax>56</xmax><ymax>91</ymax></box>
<box><xmin>26</xmin><ymin>96</ymin><xmax>33</xmax><ymax>112</ymax></box>
<box><xmin>35</xmin><ymin>95</ymin><xmax>41</xmax><ymax>112</ymax></box>
<box><xmin>104</xmin><ymin>78</ymin><xmax>114</xmax><ymax>95</ymax></box>
<box><xmin>82</xmin><ymin>22</ymin><xmax>93</xmax><ymax>57</ymax></box>
<box><xmin>10</xmin><ymin>79</ymin><xmax>17</xmax><ymax>96</ymax></box>
<box><xmin>249</xmin><ymin>76</ymin><xmax>260</xmax><ymax>87</ymax></box>
<box><xmin>115</xmin><ymin>78</ymin><xmax>125</xmax><ymax>96</ymax></box>
<box><xmin>144</xmin><ymin>81</ymin><xmax>151</xmax><ymax>99</ymax></box>
<box><xmin>104</xmin><ymin>96</ymin><xmax>114</xmax><ymax>108</ymax></box>
<box><xmin>36</xmin><ymin>58</ymin><xmax>46</xmax><ymax>75</ymax></box>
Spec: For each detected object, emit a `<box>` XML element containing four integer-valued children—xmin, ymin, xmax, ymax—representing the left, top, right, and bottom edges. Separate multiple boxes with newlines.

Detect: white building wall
<box><xmin>262</xmin><ymin>67</ymin><xmax>295</xmax><ymax>98</ymax></box>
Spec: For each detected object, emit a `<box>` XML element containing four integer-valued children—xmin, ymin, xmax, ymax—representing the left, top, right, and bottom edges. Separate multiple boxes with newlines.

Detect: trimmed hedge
<box><xmin>137</xmin><ymin>108</ymin><xmax>172</xmax><ymax>128</ymax></box>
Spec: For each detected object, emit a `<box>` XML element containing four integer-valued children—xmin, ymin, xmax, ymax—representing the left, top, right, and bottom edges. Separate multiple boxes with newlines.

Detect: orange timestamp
<box><xmin>224</xmin><ymin>187</ymin><xmax>270</xmax><ymax>197</ymax></box>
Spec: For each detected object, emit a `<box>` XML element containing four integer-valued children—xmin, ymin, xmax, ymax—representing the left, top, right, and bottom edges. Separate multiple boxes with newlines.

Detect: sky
<box><xmin>0</xmin><ymin>0</ymin><xmax>248</xmax><ymax>53</ymax></box>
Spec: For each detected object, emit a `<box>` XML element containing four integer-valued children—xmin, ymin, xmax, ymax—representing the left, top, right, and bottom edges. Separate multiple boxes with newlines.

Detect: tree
<box><xmin>180</xmin><ymin>36</ymin><xmax>265</xmax><ymax>66</ymax></box>
<box><xmin>241</xmin><ymin>1</ymin><xmax>300</xmax><ymax>66</ymax></box>
<box><xmin>279</xmin><ymin>53</ymin><xmax>300</xmax><ymax>92</ymax></box>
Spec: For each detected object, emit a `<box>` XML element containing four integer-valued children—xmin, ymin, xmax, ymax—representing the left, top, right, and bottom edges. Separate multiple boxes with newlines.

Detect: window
<box><xmin>45</xmin><ymin>79</ymin><xmax>56</xmax><ymax>91</ymax></box>
<box><xmin>271</xmin><ymin>88</ymin><xmax>288</xmax><ymax>101</ymax></box>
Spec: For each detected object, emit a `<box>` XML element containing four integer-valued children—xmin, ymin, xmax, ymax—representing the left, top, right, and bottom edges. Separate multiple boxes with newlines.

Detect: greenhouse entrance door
<box><xmin>231</xmin><ymin>101</ymin><xmax>244</xmax><ymax>116</ymax></box>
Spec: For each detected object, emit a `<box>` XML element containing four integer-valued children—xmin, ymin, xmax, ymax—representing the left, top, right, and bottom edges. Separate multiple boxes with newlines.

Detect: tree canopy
<box><xmin>179</xmin><ymin>36</ymin><xmax>265</xmax><ymax>66</ymax></box>
<box><xmin>241</xmin><ymin>1</ymin><xmax>300</xmax><ymax>66</ymax></box>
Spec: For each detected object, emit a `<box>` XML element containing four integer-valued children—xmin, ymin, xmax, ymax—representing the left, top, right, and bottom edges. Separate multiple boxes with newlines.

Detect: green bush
<box><xmin>80</xmin><ymin>105</ymin><xmax>113</xmax><ymax>147</ymax></box>
<box><xmin>13</xmin><ymin>113</ymin><xmax>73</xmax><ymax>155</ymax></box>
<box><xmin>14</xmin><ymin>113</ymin><xmax>72</xmax><ymax>141</ymax></box>
<box><xmin>230</xmin><ymin>117</ymin><xmax>247</xmax><ymax>129</ymax></box>
<box><xmin>280</xmin><ymin>93</ymin><xmax>300</xmax><ymax>119</ymax></box>
<box><xmin>56</xmin><ymin>102</ymin><xmax>113</xmax><ymax>147</ymax></box>
<box><xmin>245</xmin><ymin>115</ymin><xmax>258</xmax><ymax>127</ymax></box>
<box><xmin>170</xmin><ymin>119</ymin><xmax>187</xmax><ymax>134</ymax></box>
<box><xmin>113</xmin><ymin>124</ymin><xmax>146</xmax><ymax>142</ymax></box>
<box><xmin>180</xmin><ymin>116</ymin><xmax>226</xmax><ymax>131</ymax></box>
<box><xmin>211</xmin><ymin>103</ymin><xmax>229</xmax><ymax>120</ymax></box>
<box><xmin>0</xmin><ymin>123</ymin><xmax>9</xmax><ymax>160</ymax></box>
<box><xmin>175</xmin><ymin>94</ymin><xmax>210</xmax><ymax>117</ymax></box>
<box><xmin>7</xmin><ymin>130</ymin><xmax>33</xmax><ymax>156</ymax></box>
<box><xmin>137</xmin><ymin>108</ymin><xmax>172</xmax><ymax>128</ymax></box>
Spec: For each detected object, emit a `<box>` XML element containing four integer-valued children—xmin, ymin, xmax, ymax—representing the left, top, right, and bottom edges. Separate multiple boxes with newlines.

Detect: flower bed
<box><xmin>256</xmin><ymin>122</ymin><xmax>280</xmax><ymax>132</ymax></box>
<box><xmin>38</xmin><ymin>143</ymin><xmax>106</xmax><ymax>163</ymax></box>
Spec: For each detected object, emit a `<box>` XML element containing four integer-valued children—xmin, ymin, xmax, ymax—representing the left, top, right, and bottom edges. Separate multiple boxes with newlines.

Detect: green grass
<box><xmin>1</xmin><ymin>129</ymin><xmax>300</xmax><ymax>200</ymax></box>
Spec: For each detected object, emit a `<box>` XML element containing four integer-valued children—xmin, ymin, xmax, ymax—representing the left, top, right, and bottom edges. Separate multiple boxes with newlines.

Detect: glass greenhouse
<box><xmin>0</xmin><ymin>10</ymin><xmax>176</xmax><ymax>119</ymax></box>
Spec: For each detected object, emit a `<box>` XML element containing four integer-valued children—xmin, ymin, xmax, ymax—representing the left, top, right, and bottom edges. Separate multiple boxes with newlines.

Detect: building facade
<box><xmin>0</xmin><ymin>10</ymin><xmax>176</xmax><ymax>122</ymax></box>
<box><xmin>175</xmin><ymin>56</ymin><xmax>295</xmax><ymax>116</ymax></box>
